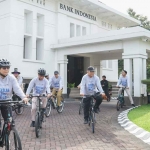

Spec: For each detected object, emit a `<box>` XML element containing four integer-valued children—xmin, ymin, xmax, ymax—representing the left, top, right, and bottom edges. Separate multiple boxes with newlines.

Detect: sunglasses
<box><xmin>1</xmin><ymin>67</ymin><xmax>10</xmax><ymax>70</ymax></box>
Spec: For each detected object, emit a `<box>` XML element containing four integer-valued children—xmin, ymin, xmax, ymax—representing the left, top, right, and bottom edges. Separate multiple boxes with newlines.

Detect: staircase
<box><xmin>69</xmin><ymin>82</ymin><xmax>118</xmax><ymax>99</ymax></box>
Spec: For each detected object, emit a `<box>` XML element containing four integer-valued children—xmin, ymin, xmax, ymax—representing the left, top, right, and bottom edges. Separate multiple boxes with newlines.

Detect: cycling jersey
<box><xmin>0</xmin><ymin>74</ymin><xmax>25</xmax><ymax>100</ymax></box>
<box><xmin>26</xmin><ymin>77</ymin><xmax>50</xmax><ymax>96</ymax></box>
<box><xmin>117</xmin><ymin>76</ymin><xmax>130</xmax><ymax>87</ymax></box>
<box><xmin>50</xmin><ymin>76</ymin><xmax>63</xmax><ymax>90</ymax></box>
<box><xmin>80</xmin><ymin>74</ymin><xmax>104</xmax><ymax>95</ymax></box>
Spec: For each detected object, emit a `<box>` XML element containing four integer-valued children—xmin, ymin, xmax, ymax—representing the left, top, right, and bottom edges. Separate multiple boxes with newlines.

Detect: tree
<box><xmin>127</xmin><ymin>8</ymin><xmax>150</xmax><ymax>30</ymax></box>
<box><xmin>127</xmin><ymin>8</ymin><xmax>150</xmax><ymax>78</ymax></box>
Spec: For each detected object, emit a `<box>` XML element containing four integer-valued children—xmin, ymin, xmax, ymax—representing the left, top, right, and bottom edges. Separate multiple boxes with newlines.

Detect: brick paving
<box><xmin>5</xmin><ymin>100</ymin><xmax>150</xmax><ymax>150</ymax></box>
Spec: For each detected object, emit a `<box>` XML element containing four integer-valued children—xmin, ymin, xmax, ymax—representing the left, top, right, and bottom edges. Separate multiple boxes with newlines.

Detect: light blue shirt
<box><xmin>117</xmin><ymin>76</ymin><xmax>130</xmax><ymax>87</ymax></box>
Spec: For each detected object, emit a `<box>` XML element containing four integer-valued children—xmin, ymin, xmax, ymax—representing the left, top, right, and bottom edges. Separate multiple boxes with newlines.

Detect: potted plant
<box><xmin>67</xmin><ymin>83</ymin><xmax>75</xmax><ymax>98</ymax></box>
<box><xmin>141</xmin><ymin>79</ymin><xmax>150</xmax><ymax>103</ymax></box>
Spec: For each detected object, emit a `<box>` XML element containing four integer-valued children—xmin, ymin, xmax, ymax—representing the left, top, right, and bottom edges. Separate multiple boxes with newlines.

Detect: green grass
<box><xmin>128</xmin><ymin>105</ymin><xmax>150</xmax><ymax>132</ymax></box>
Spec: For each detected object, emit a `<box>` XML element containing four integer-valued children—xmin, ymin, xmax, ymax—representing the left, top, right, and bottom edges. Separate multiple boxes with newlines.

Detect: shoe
<box><xmin>132</xmin><ymin>104</ymin><xmax>135</xmax><ymax>107</ymax></box>
<box><xmin>30</xmin><ymin>121</ymin><xmax>35</xmax><ymax>127</ymax></box>
<box><xmin>94</xmin><ymin>108</ymin><xmax>98</xmax><ymax>113</ymax></box>
<box><xmin>84</xmin><ymin>119</ymin><xmax>88</xmax><ymax>124</ymax></box>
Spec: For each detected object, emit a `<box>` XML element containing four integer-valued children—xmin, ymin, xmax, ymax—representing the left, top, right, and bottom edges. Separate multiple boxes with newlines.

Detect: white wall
<box><xmin>0</xmin><ymin>0</ymin><xmax>11</xmax><ymax>57</ymax></box>
<box><xmin>6</xmin><ymin>0</ymin><xmax>57</xmax><ymax>78</ymax></box>
<box><xmin>102</xmin><ymin>60</ymin><xmax>118</xmax><ymax>82</ymax></box>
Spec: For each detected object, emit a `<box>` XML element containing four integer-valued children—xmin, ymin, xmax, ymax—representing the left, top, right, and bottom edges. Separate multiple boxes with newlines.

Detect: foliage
<box><xmin>128</xmin><ymin>105</ymin><xmax>150</xmax><ymax>132</ymax></box>
<box><xmin>141</xmin><ymin>79</ymin><xmax>150</xmax><ymax>92</ymax></box>
<box><xmin>128</xmin><ymin>8</ymin><xmax>150</xmax><ymax>30</ymax></box>
<box><xmin>118</xmin><ymin>60</ymin><xmax>124</xmax><ymax>76</ymax></box>
<box><xmin>67</xmin><ymin>83</ymin><xmax>75</xmax><ymax>89</ymax></box>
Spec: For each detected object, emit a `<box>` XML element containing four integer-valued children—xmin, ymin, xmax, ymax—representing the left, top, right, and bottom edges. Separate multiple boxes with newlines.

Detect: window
<box><xmin>102</xmin><ymin>60</ymin><xmax>107</xmax><ymax>68</ymax></box>
<box><xmin>37</xmin><ymin>14</ymin><xmax>44</xmax><ymax>37</ymax></box>
<box><xmin>70</xmin><ymin>23</ymin><xmax>75</xmax><ymax>38</ymax></box>
<box><xmin>24</xmin><ymin>10</ymin><xmax>33</xmax><ymax>34</ymax></box>
<box><xmin>82</xmin><ymin>27</ymin><xmax>86</xmax><ymax>36</ymax></box>
<box><xmin>36</xmin><ymin>39</ymin><xmax>44</xmax><ymax>60</ymax></box>
<box><xmin>108</xmin><ymin>60</ymin><xmax>112</xmax><ymax>69</ymax></box>
<box><xmin>76</xmin><ymin>25</ymin><xmax>81</xmax><ymax>36</ymax></box>
<box><xmin>102</xmin><ymin>60</ymin><xmax>113</xmax><ymax>69</ymax></box>
<box><xmin>23</xmin><ymin>37</ymin><xmax>32</xmax><ymax>59</ymax></box>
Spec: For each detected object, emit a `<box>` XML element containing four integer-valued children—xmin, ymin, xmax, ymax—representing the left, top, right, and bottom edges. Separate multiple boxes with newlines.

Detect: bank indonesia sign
<box><xmin>60</xmin><ymin>3</ymin><xmax>97</xmax><ymax>21</ymax></box>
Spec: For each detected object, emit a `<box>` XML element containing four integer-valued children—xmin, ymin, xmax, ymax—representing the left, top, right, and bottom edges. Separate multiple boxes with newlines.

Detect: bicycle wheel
<box><xmin>57</xmin><ymin>101</ymin><xmax>64</xmax><ymax>113</ymax></box>
<box><xmin>15</xmin><ymin>104</ymin><xmax>24</xmax><ymax>115</ymax></box>
<box><xmin>116</xmin><ymin>100</ymin><xmax>121</xmax><ymax>111</ymax></box>
<box><xmin>35</xmin><ymin>113</ymin><xmax>41</xmax><ymax>138</ymax></box>
<box><xmin>5</xmin><ymin>127</ymin><xmax>22</xmax><ymax>150</ymax></box>
<box><xmin>45</xmin><ymin>100</ymin><xmax>51</xmax><ymax>117</ymax></box>
<box><xmin>91</xmin><ymin>111</ymin><xmax>95</xmax><ymax>133</ymax></box>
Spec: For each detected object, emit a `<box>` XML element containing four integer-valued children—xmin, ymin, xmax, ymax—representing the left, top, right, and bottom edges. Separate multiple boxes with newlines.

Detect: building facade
<box><xmin>0</xmin><ymin>0</ymin><xmax>150</xmax><ymax>104</ymax></box>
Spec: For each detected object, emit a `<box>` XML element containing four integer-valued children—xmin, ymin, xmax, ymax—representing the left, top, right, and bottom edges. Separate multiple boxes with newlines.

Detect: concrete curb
<box><xmin>118</xmin><ymin>106</ymin><xmax>150</xmax><ymax>145</ymax></box>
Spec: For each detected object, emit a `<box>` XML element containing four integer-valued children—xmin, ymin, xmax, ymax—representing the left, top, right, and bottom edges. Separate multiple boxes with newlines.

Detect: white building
<box><xmin>0</xmin><ymin>0</ymin><xmax>150</xmax><ymax>104</ymax></box>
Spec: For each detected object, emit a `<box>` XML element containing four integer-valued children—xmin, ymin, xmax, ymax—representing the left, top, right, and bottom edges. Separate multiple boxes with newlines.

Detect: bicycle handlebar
<box><xmin>0</xmin><ymin>100</ymin><xmax>24</xmax><ymax>105</ymax></box>
<box><xmin>29</xmin><ymin>94</ymin><xmax>47</xmax><ymax>98</ymax></box>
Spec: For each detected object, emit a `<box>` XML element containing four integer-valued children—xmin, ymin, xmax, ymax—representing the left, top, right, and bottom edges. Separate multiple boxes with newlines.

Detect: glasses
<box><xmin>1</xmin><ymin>67</ymin><xmax>10</xmax><ymax>70</ymax></box>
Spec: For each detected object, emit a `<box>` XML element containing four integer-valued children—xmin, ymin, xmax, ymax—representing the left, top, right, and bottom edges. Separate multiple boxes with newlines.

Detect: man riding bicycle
<box><xmin>12</xmin><ymin>68</ymin><xmax>23</xmax><ymax>103</ymax></box>
<box><xmin>26</xmin><ymin>68</ymin><xmax>51</xmax><ymax>127</ymax></box>
<box><xmin>116</xmin><ymin>70</ymin><xmax>135</xmax><ymax>107</ymax></box>
<box><xmin>50</xmin><ymin>71</ymin><xmax>63</xmax><ymax>108</ymax></box>
<box><xmin>80</xmin><ymin>66</ymin><xmax>105</xmax><ymax>124</ymax></box>
<box><xmin>0</xmin><ymin>58</ymin><xmax>28</xmax><ymax>122</ymax></box>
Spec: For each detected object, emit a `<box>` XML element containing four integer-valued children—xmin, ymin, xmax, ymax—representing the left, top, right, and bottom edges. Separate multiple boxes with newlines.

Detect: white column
<box><xmin>100</xmin><ymin>60</ymin><xmax>103</xmax><ymax>79</ymax></box>
<box><xmin>59</xmin><ymin>59</ymin><xmax>68</xmax><ymax>94</ymax></box>
<box><xmin>124</xmin><ymin>58</ymin><xmax>132</xmax><ymax>95</ymax></box>
<box><xmin>142</xmin><ymin>58</ymin><xmax>147</xmax><ymax>96</ymax></box>
<box><xmin>133</xmin><ymin>58</ymin><xmax>143</xmax><ymax>97</ymax></box>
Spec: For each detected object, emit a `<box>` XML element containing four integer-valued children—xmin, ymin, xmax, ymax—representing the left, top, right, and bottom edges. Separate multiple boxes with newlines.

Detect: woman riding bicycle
<box><xmin>0</xmin><ymin>58</ymin><xmax>28</xmax><ymax>122</ymax></box>
<box><xmin>26</xmin><ymin>68</ymin><xmax>51</xmax><ymax>127</ymax></box>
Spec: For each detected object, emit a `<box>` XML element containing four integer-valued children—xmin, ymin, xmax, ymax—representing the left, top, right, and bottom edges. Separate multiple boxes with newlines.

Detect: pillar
<box><xmin>58</xmin><ymin>57</ymin><xmax>68</xmax><ymax>95</ymax></box>
<box><xmin>124</xmin><ymin>58</ymin><xmax>132</xmax><ymax>95</ymax></box>
<box><xmin>133</xmin><ymin>58</ymin><xmax>143</xmax><ymax>97</ymax></box>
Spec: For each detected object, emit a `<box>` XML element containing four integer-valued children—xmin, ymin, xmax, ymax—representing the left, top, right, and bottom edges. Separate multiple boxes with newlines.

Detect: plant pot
<box><xmin>67</xmin><ymin>88</ymin><xmax>71</xmax><ymax>98</ymax></box>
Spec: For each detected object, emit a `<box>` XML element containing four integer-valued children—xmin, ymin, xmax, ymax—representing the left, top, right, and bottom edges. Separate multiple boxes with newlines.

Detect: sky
<box><xmin>99</xmin><ymin>0</ymin><xmax>150</xmax><ymax>19</ymax></box>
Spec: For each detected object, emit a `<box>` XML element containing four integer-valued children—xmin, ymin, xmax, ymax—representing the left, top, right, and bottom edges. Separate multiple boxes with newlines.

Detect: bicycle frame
<box><xmin>0</xmin><ymin>100</ymin><xmax>20</xmax><ymax>147</ymax></box>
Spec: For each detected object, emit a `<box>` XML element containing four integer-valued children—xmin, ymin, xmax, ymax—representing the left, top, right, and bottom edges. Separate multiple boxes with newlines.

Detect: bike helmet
<box><xmin>38</xmin><ymin>68</ymin><xmax>46</xmax><ymax>76</ymax></box>
<box><xmin>45</xmin><ymin>73</ymin><xmax>49</xmax><ymax>77</ymax></box>
<box><xmin>0</xmin><ymin>59</ymin><xmax>11</xmax><ymax>67</ymax></box>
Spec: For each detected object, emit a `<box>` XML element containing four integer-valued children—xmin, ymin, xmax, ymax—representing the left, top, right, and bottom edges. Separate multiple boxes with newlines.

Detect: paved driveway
<box><xmin>9</xmin><ymin>100</ymin><xmax>150</xmax><ymax>150</ymax></box>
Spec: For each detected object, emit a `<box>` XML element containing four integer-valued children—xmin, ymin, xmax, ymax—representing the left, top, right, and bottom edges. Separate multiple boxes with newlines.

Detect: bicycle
<box><xmin>116</xmin><ymin>86</ymin><xmax>126</xmax><ymax>111</ymax></box>
<box><xmin>12</xmin><ymin>94</ymin><xmax>25</xmax><ymax>115</ymax></box>
<box><xmin>46</xmin><ymin>93</ymin><xmax>64</xmax><ymax>115</ymax></box>
<box><xmin>85</xmin><ymin>95</ymin><xmax>96</xmax><ymax>133</ymax></box>
<box><xmin>29</xmin><ymin>94</ymin><xmax>47</xmax><ymax>138</ymax></box>
<box><xmin>79</xmin><ymin>98</ymin><xmax>84</xmax><ymax>115</ymax></box>
<box><xmin>0</xmin><ymin>100</ymin><xmax>23</xmax><ymax>150</ymax></box>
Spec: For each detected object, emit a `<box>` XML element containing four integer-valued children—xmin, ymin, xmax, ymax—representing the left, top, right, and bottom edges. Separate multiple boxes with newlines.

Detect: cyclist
<box><xmin>26</xmin><ymin>68</ymin><xmax>51</xmax><ymax>127</ymax></box>
<box><xmin>0</xmin><ymin>58</ymin><xmax>28</xmax><ymax>122</ymax></box>
<box><xmin>12</xmin><ymin>68</ymin><xmax>23</xmax><ymax>89</ymax></box>
<box><xmin>50</xmin><ymin>71</ymin><xmax>63</xmax><ymax>108</ymax></box>
<box><xmin>45</xmin><ymin>73</ymin><xmax>52</xmax><ymax>89</ymax></box>
<box><xmin>101</xmin><ymin>75</ymin><xmax>110</xmax><ymax>100</ymax></box>
<box><xmin>116</xmin><ymin>70</ymin><xmax>135</xmax><ymax>107</ymax></box>
<box><xmin>12</xmin><ymin>68</ymin><xmax>23</xmax><ymax>103</ymax></box>
<box><xmin>80</xmin><ymin>66</ymin><xmax>105</xmax><ymax>124</ymax></box>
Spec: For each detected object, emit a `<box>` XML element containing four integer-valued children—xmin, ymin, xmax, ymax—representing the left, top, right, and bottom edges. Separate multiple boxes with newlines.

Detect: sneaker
<box><xmin>132</xmin><ymin>104</ymin><xmax>135</xmax><ymax>107</ymax></box>
<box><xmin>30</xmin><ymin>121</ymin><xmax>35</xmax><ymax>127</ymax></box>
<box><xmin>84</xmin><ymin>119</ymin><xmax>88</xmax><ymax>124</ymax></box>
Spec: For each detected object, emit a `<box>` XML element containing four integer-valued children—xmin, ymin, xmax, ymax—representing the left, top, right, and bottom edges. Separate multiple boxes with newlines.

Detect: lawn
<box><xmin>128</xmin><ymin>105</ymin><xmax>150</xmax><ymax>132</ymax></box>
